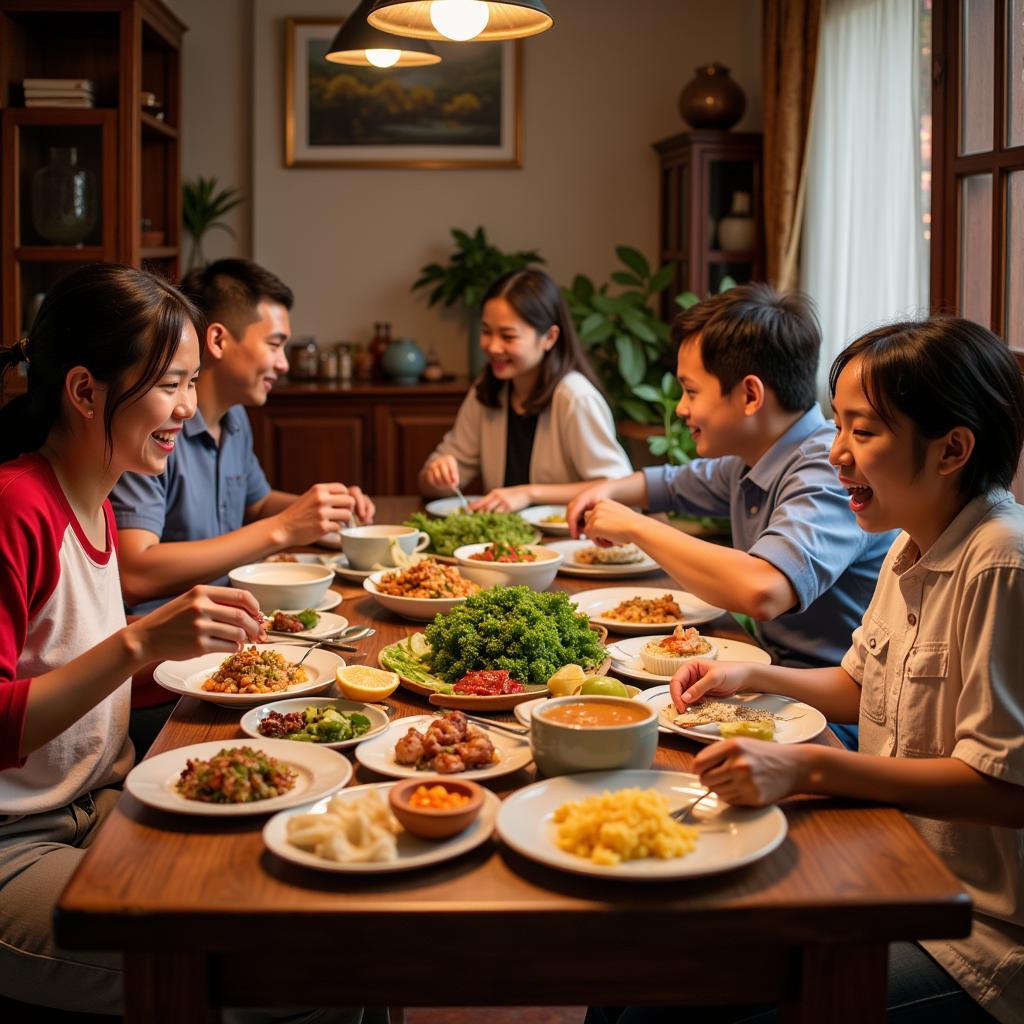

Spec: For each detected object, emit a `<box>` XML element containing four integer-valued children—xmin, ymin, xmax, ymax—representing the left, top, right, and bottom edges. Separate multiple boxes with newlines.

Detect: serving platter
<box><xmin>545</xmin><ymin>539</ymin><xmax>661</xmax><ymax>578</ymax></box>
<box><xmin>496</xmin><ymin>769</ymin><xmax>787</xmax><ymax>880</ymax></box>
<box><xmin>239</xmin><ymin>696</ymin><xmax>391</xmax><ymax>750</ymax></box>
<box><xmin>571</xmin><ymin>586</ymin><xmax>724</xmax><ymax>636</ymax></box>
<box><xmin>354</xmin><ymin>715</ymin><xmax>534</xmax><ymax>780</ymax></box>
<box><xmin>262</xmin><ymin>782</ymin><xmax>500</xmax><ymax>874</ymax></box>
<box><xmin>124</xmin><ymin>738</ymin><xmax>352</xmax><ymax>817</ymax></box>
<box><xmin>634</xmin><ymin>685</ymin><xmax>827</xmax><ymax>745</ymax></box>
<box><xmin>605</xmin><ymin>634</ymin><xmax>771</xmax><ymax>686</ymax></box>
<box><xmin>378</xmin><ymin>627</ymin><xmax>611</xmax><ymax>711</ymax></box>
<box><xmin>153</xmin><ymin>643</ymin><xmax>342</xmax><ymax>709</ymax></box>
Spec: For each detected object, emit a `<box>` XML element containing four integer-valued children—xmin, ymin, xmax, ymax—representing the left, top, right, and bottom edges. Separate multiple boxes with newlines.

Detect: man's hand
<box><xmin>273</xmin><ymin>483</ymin><xmax>356</xmax><ymax>545</ymax></box>
<box><xmin>580</xmin><ymin>499</ymin><xmax>646</xmax><ymax>547</ymax></box>
<box><xmin>566</xmin><ymin>482</ymin><xmax>619</xmax><ymax>539</ymax></box>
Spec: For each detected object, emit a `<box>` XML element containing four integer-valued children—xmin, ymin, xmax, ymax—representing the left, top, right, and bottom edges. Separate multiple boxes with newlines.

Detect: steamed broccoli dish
<box><xmin>424</xmin><ymin>586</ymin><xmax>605</xmax><ymax>686</ymax></box>
<box><xmin>405</xmin><ymin>510</ymin><xmax>537</xmax><ymax>558</ymax></box>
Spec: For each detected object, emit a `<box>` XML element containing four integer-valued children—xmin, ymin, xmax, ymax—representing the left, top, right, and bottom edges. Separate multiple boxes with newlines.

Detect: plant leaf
<box><xmin>631</xmin><ymin>383</ymin><xmax>661</xmax><ymax>403</ymax></box>
<box><xmin>616</xmin><ymin>246</ymin><xmax>650</xmax><ymax>279</ymax></box>
<box><xmin>615</xmin><ymin>335</ymin><xmax>646</xmax><ymax>387</ymax></box>
<box><xmin>611</xmin><ymin>270</ymin><xmax>643</xmax><ymax>287</ymax></box>
<box><xmin>648</xmin><ymin>264</ymin><xmax>674</xmax><ymax>293</ymax></box>
<box><xmin>619</xmin><ymin>398</ymin><xmax>657</xmax><ymax>424</ymax></box>
<box><xmin>647</xmin><ymin>435</ymin><xmax>670</xmax><ymax>456</ymax></box>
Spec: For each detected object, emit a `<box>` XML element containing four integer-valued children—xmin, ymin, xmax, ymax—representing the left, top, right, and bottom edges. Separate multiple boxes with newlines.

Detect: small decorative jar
<box><xmin>286</xmin><ymin>336</ymin><xmax>319</xmax><ymax>381</ymax></box>
<box><xmin>382</xmin><ymin>337</ymin><xmax>426</xmax><ymax>385</ymax></box>
<box><xmin>678</xmin><ymin>63</ymin><xmax>746</xmax><ymax>130</ymax></box>
<box><xmin>31</xmin><ymin>147</ymin><xmax>98</xmax><ymax>245</ymax></box>
<box><xmin>717</xmin><ymin>191</ymin><xmax>756</xmax><ymax>251</ymax></box>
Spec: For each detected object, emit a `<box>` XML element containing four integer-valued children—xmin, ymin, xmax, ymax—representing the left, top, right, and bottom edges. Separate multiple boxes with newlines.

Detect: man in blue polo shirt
<box><xmin>111</xmin><ymin>260</ymin><xmax>375</xmax><ymax>749</ymax></box>
<box><xmin>567</xmin><ymin>284</ymin><xmax>896</xmax><ymax>748</ymax></box>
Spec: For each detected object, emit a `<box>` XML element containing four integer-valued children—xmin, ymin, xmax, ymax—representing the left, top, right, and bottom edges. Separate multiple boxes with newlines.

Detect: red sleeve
<box><xmin>0</xmin><ymin>464</ymin><xmax>64</xmax><ymax>770</ymax></box>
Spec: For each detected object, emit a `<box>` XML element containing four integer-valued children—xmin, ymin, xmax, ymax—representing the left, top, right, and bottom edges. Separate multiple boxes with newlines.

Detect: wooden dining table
<box><xmin>56</xmin><ymin>498</ymin><xmax>971</xmax><ymax>1023</ymax></box>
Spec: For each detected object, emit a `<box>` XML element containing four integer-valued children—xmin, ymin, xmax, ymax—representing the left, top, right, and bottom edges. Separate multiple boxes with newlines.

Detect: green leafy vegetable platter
<box><xmin>405</xmin><ymin>511</ymin><xmax>540</xmax><ymax>559</ymax></box>
<box><xmin>378</xmin><ymin>587</ymin><xmax>610</xmax><ymax>711</ymax></box>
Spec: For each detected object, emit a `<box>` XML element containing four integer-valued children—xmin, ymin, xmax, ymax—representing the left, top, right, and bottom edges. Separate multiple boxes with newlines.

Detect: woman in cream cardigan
<box><xmin>419</xmin><ymin>268</ymin><xmax>632</xmax><ymax>512</ymax></box>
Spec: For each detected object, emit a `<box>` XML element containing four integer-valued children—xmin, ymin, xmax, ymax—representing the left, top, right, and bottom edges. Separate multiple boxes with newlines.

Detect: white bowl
<box><xmin>363</xmin><ymin>570</ymin><xmax>474</xmax><ymax>622</ymax></box>
<box><xmin>453</xmin><ymin>543</ymin><xmax>562</xmax><ymax>591</ymax></box>
<box><xmin>639</xmin><ymin>635</ymin><xmax>718</xmax><ymax>676</ymax></box>
<box><xmin>229</xmin><ymin>561</ymin><xmax>334</xmax><ymax>612</ymax></box>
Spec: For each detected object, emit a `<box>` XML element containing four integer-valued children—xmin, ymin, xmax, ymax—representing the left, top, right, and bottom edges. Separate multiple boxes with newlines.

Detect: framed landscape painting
<box><xmin>284</xmin><ymin>18</ymin><xmax>522</xmax><ymax>169</ymax></box>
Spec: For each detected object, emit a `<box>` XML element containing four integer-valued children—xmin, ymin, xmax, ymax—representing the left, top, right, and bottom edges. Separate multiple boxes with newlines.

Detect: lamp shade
<box><xmin>367</xmin><ymin>0</ymin><xmax>553</xmax><ymax>42</ymax></box>
<box><xmin>327</xmin><ymin>0</ymin><xmax>442</xmax><ymax>66</ymax></box>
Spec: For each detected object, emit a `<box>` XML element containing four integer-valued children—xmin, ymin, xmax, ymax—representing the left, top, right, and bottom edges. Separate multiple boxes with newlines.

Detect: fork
<box><xmin>452</xmin><ymin>484</ymin><xmax>471</xmax><ymax>511</ymax></box>
<box><xmin>670</xmin><ymin>787</ymin><xmax>713</xmax><ymax>823</ymax></box>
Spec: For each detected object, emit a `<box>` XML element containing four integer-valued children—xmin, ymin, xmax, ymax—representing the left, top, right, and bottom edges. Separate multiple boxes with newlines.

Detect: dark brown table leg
<box><xmin>780</xmin><ymin>942</ymin><xmax>888</xmax><ymax>1024</ymax></box>
<box><xmin>123</xmin><ymin>951</ymin><xmax>216</xmax><ymax>1023</ymax></box>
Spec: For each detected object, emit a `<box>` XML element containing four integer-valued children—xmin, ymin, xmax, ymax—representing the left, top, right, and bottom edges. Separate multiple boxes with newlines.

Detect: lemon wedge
<box><xmin>336</xmin><ymin>665</ymin><xmax>399</xmax><ymax>702</ymax></box>
<box><xmin>548</xmin><ymin>663</ymin><xmax>586</xmax><ymax>697</ymax></box>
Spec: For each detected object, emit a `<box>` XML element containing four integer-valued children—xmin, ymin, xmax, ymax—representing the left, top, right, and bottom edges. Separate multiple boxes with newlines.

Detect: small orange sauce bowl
<box><xmin>388</xmin><ymin>777</ymin><xmax>485</xmax><ymax>840</ymax></box>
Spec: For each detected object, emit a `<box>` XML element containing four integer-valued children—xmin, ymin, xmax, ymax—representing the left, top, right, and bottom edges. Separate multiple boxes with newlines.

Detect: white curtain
<box><xmin>802</xmin><ymin>0</ymin><xmax>928</xmax><ymax>401</ymax></box>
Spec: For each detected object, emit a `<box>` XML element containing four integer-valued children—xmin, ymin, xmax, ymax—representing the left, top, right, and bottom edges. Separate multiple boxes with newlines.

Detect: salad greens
<box><xmin>405</xmin><ymin>510</ymin><xmax>537</xmax><ymax>558</ymax></box>
<box><xmin>425</xmin><ymin>586</ymin><xmax>605</xmax><ymax>686</ymax></box>
<box><xmin>286</xmin><ymin>707</ymin><xmax>371</xmax><ymax>743</ymax></box>
<box><xmin>379</xmin><ymin>636</ymin><xmax>452</xmax><ymax>694</ymax></box>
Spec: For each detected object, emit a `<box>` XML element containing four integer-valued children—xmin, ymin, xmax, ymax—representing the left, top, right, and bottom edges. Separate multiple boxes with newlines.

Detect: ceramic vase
<box><xmin>717</xmin><ymin>191</ymin><xmax>756</xmax><ymax>251</ymax></box>
<box><xmin>678</xmin><ymin>63</ymin><xmax>746</xmax><ymax>130</ymax></box>
<box><xmin>382</xmin><ymin>337</ymin><xmax>426</xmax><ymax>385</ymax></box>
<box><xmin>31</xmin><ymin>147</ymin><xmax>97</xmax><ymax>245</ymax></box>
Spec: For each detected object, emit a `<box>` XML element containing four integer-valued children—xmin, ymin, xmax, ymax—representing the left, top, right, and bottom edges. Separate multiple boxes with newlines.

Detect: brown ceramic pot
<box><xmin>678</xmin><ymin>62</ymin><xmax>746</xmax><ymax>130</ymax></box>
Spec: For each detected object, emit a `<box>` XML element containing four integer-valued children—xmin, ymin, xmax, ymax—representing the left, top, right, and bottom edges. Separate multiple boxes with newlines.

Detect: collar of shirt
<box><xmin>741</xmin><ymin>405</ymin><xmax>830</xmax><ymax>493</ymax></box>
<box><xmin>182</xmin><ymin>405</ymin><xmax>242</xmax><ymax>442</ymax></box>
<box><xmin>891</xmin><ymin>487</ymin><xmax>1016</xmax><ymax>576</ymax></box>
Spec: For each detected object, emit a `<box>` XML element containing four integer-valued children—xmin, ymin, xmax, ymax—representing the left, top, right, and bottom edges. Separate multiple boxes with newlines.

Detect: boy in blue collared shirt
<box><xmin>567</xmin><ymin>284</ymin><xmax>894</xmax><ymax>747</ymax></box>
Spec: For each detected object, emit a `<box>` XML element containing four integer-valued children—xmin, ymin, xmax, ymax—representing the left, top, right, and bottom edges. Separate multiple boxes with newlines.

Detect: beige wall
<box><xmin>166</xmin><ymin>0</ymin><xmax>253</xmax><ymax>264</ymax></box>
<box><xmin>172</xmin><ymin>0</ymin><xmax>761</xmax><ymax>372</ymax></box>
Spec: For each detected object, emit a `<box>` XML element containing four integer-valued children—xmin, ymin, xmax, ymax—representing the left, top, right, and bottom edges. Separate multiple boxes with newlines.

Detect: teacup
<box><xmin>340</xmin><ymin>525</ymin><xmax>430</xmax><ymax>570</ymax></box>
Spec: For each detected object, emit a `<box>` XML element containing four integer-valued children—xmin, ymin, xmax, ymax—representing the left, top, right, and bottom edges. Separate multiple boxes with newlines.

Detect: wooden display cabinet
<box><xmin>0</xmin><ymin>0</ymin><xmax>184</xmax><ymax>397</ymax></box>
<box><xmin>247</xmin><ymin>379</ymin><xmax>472</xmax><ymax>497</ymax></box>
<box><xmin>653</xmin><ymin>130</ymin><xmax>764</xmax><ymax>316</ymax></box>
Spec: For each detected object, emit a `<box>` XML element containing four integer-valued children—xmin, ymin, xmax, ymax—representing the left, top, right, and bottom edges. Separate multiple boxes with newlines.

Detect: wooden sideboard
<box><xmin>246</xmin><ymin>378</ymin><xmax>471</xmax><ymax>496</ymax></box>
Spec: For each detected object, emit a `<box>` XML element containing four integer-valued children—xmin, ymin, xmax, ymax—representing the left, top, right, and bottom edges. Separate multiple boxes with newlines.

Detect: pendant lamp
<box><xmin>367</xmin><ymin>0</ymin><xmax>553</xmax><ymax>43</ymax></box>
<box><xmin>327</xmin><ymin>0</ymin><xmax>441</xmax><ymax>67</ymax></box>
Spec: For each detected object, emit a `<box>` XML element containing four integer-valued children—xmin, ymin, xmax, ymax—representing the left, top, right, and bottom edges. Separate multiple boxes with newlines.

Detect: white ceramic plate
<box><xmin>124</xmin><ymin>738</ymin><xmax>352</xmax><ymax>817</ymax></box>
<box><xmin>634</xmin><ymin>685</ymin><xmax>827</xmax><ymax>744</ymax></box>
<box><xmin>239</xmin><ymin>696</ymin><xmax>390</xmax><ymax>750</ymax></box>
<box><xmin>605</xmin><ymin>634</ymin><xmax>772</xmax><ymax>686</ymax></box>
<box><xmin>545</xmin><ymin>539</ymin><xmax>661</xmax><ymax>578</ymax></box>
<box><xmin>355</xmin><ymin>715</ymin><xmax>534</xmax><ymax>780</ymax></box>
<box><xmin>520</xmin><ymin>505</ymin><xmax>572</xmax><ymax>535</ymax></box>
<box><xmin>313</xmin><ymin>590</ymin><xmax>342</xmax><ymax>612</ymax></box>
<box><xmin>363</xmin><ymin>570</ymin><xmax>473</xmax><ymax>621</ymax></box>
<box><xmin>265</xmin><ymin>610</ymin><xmax>349</xmax><ymax>640</ymax></box>
<box><xmin>572</xmin><ymin>587</ymin><xmax>724</xmax><ymax>636</ymax></box>
<box><xmin>153</xmin><ymin>644</ymin><xmax>342</xmax><ymax>709</ymax></box>
<box><xmin>424</xmin><ymin>496</ymin><xmax>484</xmax><ymax>517</ymax></box>
<box><xmin>262</xmin><ymin>782</ymin><xmax>500</xmax><ymax>874</ymax></box>
<box><xmin>497</xmin><ymin>769</ymin><xmax>787</xmax><ymax>880</ymax></box>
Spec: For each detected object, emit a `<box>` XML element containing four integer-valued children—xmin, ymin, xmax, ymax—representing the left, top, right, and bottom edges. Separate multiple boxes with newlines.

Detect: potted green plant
<box><xmin>412</xmin><ymin>227</ymin><xmax>544</xmax><ymax>375</ymax></box>
<box><xmin>564</xmin><ymin>251</ymin><xmax>735</xmax><ymax>469</ymax></box>
<box><xmin>182</xmin><ymin>176</ymin><xmax>243</xmax><ymax>270</ymax></box>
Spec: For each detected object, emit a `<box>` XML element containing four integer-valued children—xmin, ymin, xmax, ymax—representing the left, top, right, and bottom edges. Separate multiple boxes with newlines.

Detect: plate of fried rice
<box><xmin>364</xmin><ymin>561</ymin><xmax>484</xmax><ymax>621</ymax></box>
<box><xmin>124</xmin><ymin>738</ymin><xmax>351</xmax><ymax>817</ymax></box>
<box><xmin>153</xmin><ymin>644</ymin><xmax>343</xmax><ymax>708</ymax></box>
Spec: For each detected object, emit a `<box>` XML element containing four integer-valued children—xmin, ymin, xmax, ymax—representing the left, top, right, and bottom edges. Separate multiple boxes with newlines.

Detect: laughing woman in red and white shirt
<box><xmin>0</xmin><ymin>264</ymin><xmax>267</xmax><ymax>1015</ymax></box>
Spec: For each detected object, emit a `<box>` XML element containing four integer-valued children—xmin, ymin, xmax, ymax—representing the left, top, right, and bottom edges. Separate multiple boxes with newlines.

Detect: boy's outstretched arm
<box><xmin>582</xmin><ymin>500</ymin><xmax>797</xmax><ymax>620</ymax></box>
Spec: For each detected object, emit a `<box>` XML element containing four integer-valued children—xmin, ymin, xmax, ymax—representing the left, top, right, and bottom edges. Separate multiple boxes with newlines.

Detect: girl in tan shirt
<box><xmin>665</xmin><ymin>317</ymin><xmax>1024</xmax><ymax>1023</ymax></box>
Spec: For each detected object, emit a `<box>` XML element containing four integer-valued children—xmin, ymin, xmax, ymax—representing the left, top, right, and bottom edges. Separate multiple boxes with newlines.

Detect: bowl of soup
<box><xmin>529</xmin><ymin>695</ymin><xmax>658</xmax><ymax>777</ymax></box>
<box><xmin>228</xmin><ymin>561</ymin><xmax>334</xmax><ymax>612</ymax></box>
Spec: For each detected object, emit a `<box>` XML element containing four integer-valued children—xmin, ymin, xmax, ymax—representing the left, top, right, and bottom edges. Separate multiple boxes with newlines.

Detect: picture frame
<box><xmin>284</xmin><ymin>18</ymin><xmax>522</xmax><ymax>169</ymax></box>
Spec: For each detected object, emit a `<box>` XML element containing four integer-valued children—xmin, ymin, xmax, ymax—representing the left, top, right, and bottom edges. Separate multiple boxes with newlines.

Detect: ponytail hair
<box><xmin>0</xmin><ymin>263</ymin><xmax>201</xmax><ymax>464</ymax></box>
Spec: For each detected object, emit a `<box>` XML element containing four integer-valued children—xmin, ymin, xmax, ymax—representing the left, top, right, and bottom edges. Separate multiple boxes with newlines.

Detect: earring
<box><xmin>87</xmin><ymin>410</ymin><xmax>94</xmax><ymax>419</ymax></box>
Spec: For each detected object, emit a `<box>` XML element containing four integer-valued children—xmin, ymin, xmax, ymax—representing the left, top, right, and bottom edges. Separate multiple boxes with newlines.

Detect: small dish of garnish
<box><xmin>240</xmin><ymin>696</ymin><xmax>391</xmax><ymax>749</ymax></box>
<box><xmin>388</xmin><ymin>777</ymin><xmax>485</xmax><ymax>839</ymax></box>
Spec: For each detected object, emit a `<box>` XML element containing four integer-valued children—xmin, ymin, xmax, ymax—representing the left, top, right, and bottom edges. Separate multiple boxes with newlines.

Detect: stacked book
<box><xmin>23</xmin><ymin>78</ymin><xmax>94</xmax><ymax>108</ymax></box>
